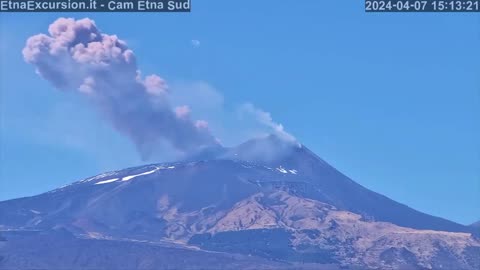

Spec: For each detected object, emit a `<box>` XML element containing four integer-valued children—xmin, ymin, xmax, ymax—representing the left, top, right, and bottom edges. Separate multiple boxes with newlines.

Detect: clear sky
<box><xmin>0</xmin><ymin>1</ymin><xmax>479</xmax><ymax>225</ymax></box>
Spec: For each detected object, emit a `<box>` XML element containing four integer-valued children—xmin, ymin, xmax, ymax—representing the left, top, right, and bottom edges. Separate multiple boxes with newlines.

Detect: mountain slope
<box><xmin>0</xmin><ymin>135</ymin><xmax>477</xmax><ymax>269</ymax></box>
<box><xmin>215</xmin><ymin>135</ymin><xmax>470</xmax><ymax>233</ymax></box>
<box><xmin>190</xmin><ymin>191</ymin><xmax>479</xmax><ymax>269</ymax></box>
<box><xmin>1</xmin><ymin>230</ymin><xmax>340</xmax><ymax>270</ymax></box>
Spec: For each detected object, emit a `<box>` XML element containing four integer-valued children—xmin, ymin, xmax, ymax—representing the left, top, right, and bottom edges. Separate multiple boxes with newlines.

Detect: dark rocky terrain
<box><xmin>0</xmin><ymin>135</ymin><xmax>478</xmax><ymax>269</ymax></box>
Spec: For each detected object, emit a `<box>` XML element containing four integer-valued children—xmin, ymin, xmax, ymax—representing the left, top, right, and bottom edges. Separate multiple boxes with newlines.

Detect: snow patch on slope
<box><xmin>95</xmin><ymin>178</ymin><xmax>120</xmax><ymax>185</ymax></box>
<box><xmin>122</xmin><ymin>168</ymin><xmax>159</xmax><ymax>181</ymax></box>
<box><xmin>276</xmin><ymin>166</ymin><xmax>298</xmax><ymax>175</ymax></box>
<box><xmin>82</xmin><ymin>171</ymin><xmax>119</xmax><ymax>183</ymax></box>
<box><xmin>92</xmin><ymin>165</ymin><xmax>177</xmax><ymax>185</ymax></box>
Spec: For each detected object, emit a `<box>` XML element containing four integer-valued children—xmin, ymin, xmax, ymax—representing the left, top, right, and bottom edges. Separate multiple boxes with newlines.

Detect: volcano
<box><xmin>0</xmin><ymin>135</ymin><xmax>478</xmax><ymax>270</ymax></box>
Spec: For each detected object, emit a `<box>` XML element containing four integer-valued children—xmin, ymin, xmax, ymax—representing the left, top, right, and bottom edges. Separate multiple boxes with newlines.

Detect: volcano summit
<box><xmin>0</xmin><ymin>135</ymin><xmax>478</xmax><ymax>270</ymax></box>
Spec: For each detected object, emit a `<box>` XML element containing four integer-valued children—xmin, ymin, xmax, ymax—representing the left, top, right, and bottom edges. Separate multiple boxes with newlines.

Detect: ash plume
<box><xmin>238</xmin><ymin>103</ymin><xmax>296</xmax><ymax>142</ymax></box>
<box><xmin>22</xmin><ymin>18</ymin><xmax>218</xmax><ymax>159</ymax></box>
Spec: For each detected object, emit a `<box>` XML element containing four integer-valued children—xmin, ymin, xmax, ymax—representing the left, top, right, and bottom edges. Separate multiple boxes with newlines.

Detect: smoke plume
<box><xmin>239</xmin><ymin>103</ymin><xmax>296</xmax><ymax>142</ymax></box>
<box><xmin>22</xmin><ymin>18</ymin><xmax>218</xmax><ymax>159</ymax></box>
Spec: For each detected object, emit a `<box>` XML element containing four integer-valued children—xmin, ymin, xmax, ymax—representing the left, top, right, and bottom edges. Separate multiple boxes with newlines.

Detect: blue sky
<box><xmin>0</xmin><ymin>1</ymin><xmax>479</xmax><ymax>225</ymax></box>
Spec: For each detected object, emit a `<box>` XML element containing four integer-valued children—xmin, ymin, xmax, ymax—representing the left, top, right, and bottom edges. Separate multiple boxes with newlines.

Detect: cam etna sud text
<box><xmin>109</xmin><ymin>0</ymin><xmax>190</xmax><ymax>11</ymax></box>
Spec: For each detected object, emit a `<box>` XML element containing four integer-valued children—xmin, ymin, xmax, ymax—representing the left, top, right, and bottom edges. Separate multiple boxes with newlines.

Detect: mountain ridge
<box><xmin>187</xmin><ymin>135</ymin><xmax>471</xmax><ymax>233</ymax></box>
<box><xmin>0</xmin><ymin>135</ymin><xmax>478</xmax><ymax>269</ymax></box>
